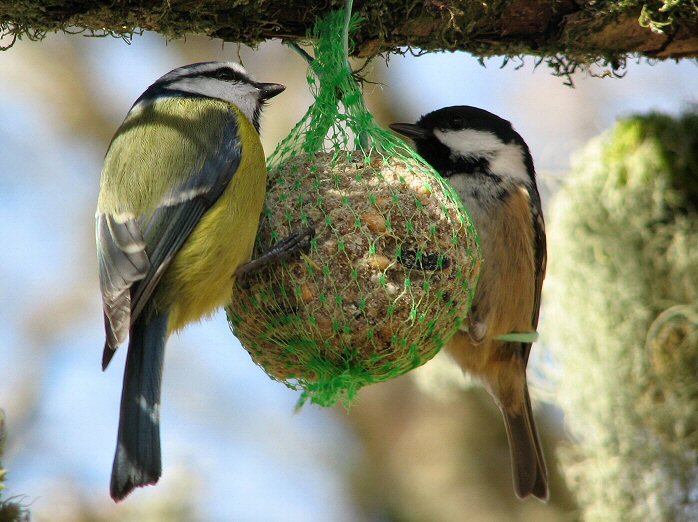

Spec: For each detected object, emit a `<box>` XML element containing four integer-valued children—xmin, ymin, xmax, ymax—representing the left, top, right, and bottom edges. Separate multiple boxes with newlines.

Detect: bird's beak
<box><xmin>389</xmin><ymin>123</ymin><xmax>430</xmax><ymax>140</ymax></box>
<box><xmin>258</xmin><ymin>83</ymin><xmax>286</xmax><ymax>100</ymax></box>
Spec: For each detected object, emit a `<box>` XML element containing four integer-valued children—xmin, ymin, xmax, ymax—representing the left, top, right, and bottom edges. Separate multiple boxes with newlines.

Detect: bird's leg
<box><xmin>235</xmin><ymin>225</ymin><xmax>315</xmax><ymax>280</ymax></box>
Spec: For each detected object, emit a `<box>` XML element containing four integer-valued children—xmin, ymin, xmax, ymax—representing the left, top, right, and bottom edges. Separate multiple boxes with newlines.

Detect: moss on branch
<box><xmin>1</xmin><ymin>0</ymin><xmax>697</xmax><ymax>64</ymax></box>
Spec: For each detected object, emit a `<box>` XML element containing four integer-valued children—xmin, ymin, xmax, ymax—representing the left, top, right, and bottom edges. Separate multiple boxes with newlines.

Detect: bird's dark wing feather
<box><xmin>522</xmin><ymin>183</ymin><xmax>546</xmax><ymax>367</ymax></box>
<box><xmin>97</xmin><ymin>212</ymin><xmax>150</xmax><ymax>353</ymax></box>
<box><xmin>98</xmin><ymin>111</ymin><xmax>242</xmax><ymax>369</ymax></box>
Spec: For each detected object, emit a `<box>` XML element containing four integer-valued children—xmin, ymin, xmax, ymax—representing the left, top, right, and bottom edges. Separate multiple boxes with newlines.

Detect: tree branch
<box><xmin>1</xmin><ymin>1</ymin><xmax>696</xmax><ymax>61</ymax></box>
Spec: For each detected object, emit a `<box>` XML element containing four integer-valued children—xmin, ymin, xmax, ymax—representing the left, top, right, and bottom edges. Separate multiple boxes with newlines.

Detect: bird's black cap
<box><xmin>390</xmin><ymin>105</ymin><xmax>534</xmax><ymax>181</ymax></box>
<box><xmin>391</xmin><ymin>105</ymin><xmax>523</xmax><ymax>147</ymax></box>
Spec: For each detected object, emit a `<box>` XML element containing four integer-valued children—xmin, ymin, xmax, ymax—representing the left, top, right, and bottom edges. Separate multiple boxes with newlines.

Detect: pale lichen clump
<box><xmin>545</xmin><ymin>113</ymin><xmax>698</xmax><ymax>521</ymax></box>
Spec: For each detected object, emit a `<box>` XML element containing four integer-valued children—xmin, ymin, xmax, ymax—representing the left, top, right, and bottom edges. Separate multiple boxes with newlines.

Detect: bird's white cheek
<box><xmin>434</xmin><ymin>128</ymin><xmax>499</xmax><ymax>159</ymax></box>
<box><xmin>434</xmin><ymin>128</ymin><xmax>529</xmax><ymax>183</ymax></box>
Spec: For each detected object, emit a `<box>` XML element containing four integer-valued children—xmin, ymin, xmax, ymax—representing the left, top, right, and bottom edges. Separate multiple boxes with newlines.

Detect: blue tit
<box><xmin>391</xmin><ymin>106</ymin><xmax>548</xmax><ymax>501</ymax></box>
<box><xmin>96</xmin><ymin>61</ymin><xmax>284</xmax><ymax>501</ymax></box>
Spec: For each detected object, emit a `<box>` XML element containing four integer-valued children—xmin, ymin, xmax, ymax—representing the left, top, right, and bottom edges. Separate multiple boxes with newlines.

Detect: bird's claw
<box><xmin>235</xmin><ymin>224</ymin><xmax>315</xmax><ymax>281</ymax></box>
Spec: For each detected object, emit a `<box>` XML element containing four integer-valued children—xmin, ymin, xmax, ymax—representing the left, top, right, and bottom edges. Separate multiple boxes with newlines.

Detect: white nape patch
<box><xmin>434</xmin><ymin>128</ymin><xmax>529</xmax><ymax>182</ymax></box>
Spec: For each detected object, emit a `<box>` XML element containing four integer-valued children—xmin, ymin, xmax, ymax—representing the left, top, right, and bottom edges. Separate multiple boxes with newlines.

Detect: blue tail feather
<box><xmin>110</xmin><ymin>310</ymin><xmax>168</xmax><ymax>501</ymax></box>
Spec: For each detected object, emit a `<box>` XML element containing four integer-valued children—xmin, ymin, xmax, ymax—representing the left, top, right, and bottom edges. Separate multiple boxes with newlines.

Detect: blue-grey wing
<box><xmin>96</xmin><ymin>212</ymin><xmax>150</xmax><ymax>354</ymax></box>
<box><xmin>97</xmin><ymin>107</ymin><xmax>242</xmax><ymax>369</ymax></box>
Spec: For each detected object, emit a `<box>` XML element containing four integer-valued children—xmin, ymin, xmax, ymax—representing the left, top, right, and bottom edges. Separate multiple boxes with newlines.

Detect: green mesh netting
<box><xmin>226</xmin><ymin>7</ymin><xmax>480</xmax><ymax>408</ymax></box>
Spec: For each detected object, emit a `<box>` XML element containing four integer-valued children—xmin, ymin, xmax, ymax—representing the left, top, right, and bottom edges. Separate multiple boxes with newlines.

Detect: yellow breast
<box><xmin>162</xmin><ymin>107</ymin><xmax>267</xmax><ymax>332</ymax></box>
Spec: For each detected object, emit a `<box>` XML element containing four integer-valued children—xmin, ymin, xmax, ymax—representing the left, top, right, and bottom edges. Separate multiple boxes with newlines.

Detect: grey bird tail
<box><xmin>501</xmin><ymin>384</ymin><xmax>549</xmax><ymax>501</ymax></box>
<box><xmin>110</xmin><ymin>310</ymin><xmax>168</xmax><ymax>501</ymax></box>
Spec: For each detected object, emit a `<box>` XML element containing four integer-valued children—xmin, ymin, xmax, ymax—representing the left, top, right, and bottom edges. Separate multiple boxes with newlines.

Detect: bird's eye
<box><xmin>215</xmin><ymin>69</ymin><xmax>237</xmax><ymax>81</ymax></box>
<box><xmin>449</xmin><ymin>117</ymin><xmax>464</xmax><ymax>129</ymax></box>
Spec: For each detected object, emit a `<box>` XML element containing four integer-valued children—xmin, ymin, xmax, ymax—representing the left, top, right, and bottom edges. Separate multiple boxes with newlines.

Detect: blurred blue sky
<box><xmin>0</xmin><ymin>28</ymin><xmax>696</xmax><ymax>521</ymax></box>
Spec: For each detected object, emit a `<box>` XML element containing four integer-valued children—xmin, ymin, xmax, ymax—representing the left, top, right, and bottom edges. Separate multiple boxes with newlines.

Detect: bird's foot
<box><xmin>235</xmin><ymin>225</ymin><xmax>315</xmax><ymax>281</ymax></box>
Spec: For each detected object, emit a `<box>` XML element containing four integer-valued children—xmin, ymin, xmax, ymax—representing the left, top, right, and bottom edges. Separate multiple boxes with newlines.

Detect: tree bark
<box><xmin>1</xmin><ymin>1</ymin><xmax>696</xmax><ymax>61</ymax></box>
